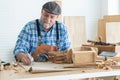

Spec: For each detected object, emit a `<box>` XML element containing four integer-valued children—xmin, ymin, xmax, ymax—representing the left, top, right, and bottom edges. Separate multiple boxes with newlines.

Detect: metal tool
<box><xmin>34</xmin><ymin>53</ymin><xmax>49</xmax><ymax>62</ymax></box>
<box><xmin>99</xmin><ymin>51</ymin><xmax>117</xmax><ymax>60</ymax></box>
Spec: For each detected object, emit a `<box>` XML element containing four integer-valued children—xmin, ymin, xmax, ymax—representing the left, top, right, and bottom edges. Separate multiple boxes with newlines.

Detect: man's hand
<box><xmin>17</xmin><ymin>53</ymin><xmax>33</xmax><ymax>65</ymax></box>
<box><xmin>32</xmin><ymin>44</ymin><xmax>58</xmax><ymax>58</ymax></box>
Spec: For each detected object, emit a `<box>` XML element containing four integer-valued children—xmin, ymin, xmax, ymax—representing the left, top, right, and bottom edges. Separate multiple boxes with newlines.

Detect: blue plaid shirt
<box><xmin>13</xmin><ymin>19</ymin><xmax>71</xmax><ymax>57</ymax></box>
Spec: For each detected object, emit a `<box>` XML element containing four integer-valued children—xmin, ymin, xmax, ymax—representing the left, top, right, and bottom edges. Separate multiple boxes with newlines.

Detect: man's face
<box><xmin>41</xmin><ymin>10</ymin><xmax>58</xmax><ymax>31</ymax></box>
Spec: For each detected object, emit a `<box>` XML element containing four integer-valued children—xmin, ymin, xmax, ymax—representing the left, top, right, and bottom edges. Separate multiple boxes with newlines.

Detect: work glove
<box><xmin>32</xmin><ymin>44</ymin><xmax>58</xmax><ymax>62</ymax></box>
<box><xmin>32</xmin><ymin>44</ymin><xmax>56</xmax><ymax>58</ymax></box>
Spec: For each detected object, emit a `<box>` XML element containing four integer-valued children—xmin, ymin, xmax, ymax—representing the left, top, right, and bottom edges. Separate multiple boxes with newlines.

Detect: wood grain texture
<box><xmin>64</xmin><ymin>16</ymin><xmax>86</xmax><ymax>48</ymax></box>
<box><xmin>98</xmin><ymin>15</ymin><xmax>120</xmax><ymax>42</ymax></box>
<box><xmin>72</xmin><ymin>47</ymin><xmax>96</xmax><ymax>64</ymax></box>
<box><xmin>106</xmin><ymin>22</ymin><xmax>120</xmax><ymax>43</ymax></box>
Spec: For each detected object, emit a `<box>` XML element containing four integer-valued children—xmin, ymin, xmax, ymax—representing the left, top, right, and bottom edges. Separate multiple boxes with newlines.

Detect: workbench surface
<box><xmin>0</xmin><ymin>62</ymin><xmax>120</xmax><ymax>80</ymax></box>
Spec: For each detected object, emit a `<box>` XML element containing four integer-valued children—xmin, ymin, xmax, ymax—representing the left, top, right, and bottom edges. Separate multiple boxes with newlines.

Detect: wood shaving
<box><xmin>4</xmin><ymin>64</ymin><xmax>13</xmax><ymax>70</ymax></box>
<box><xmin>13</xmin><ymin>68</ymin><xmax>19</xmax><ymax>73</ymax></box>
<box><xmin>102</xmin><ymin>66</ymin><xmax>112</xmax><ymax>70</ymax></box>
<box><xmin>81</xmin><ymin>70</ymin><xmax>86</xmax><ymax>73</ymax></box>
<box><xmin>0</xmin><ymin>64</ymin><xmax>4</xmax><ymax>71</ymax></box>
<box><xmin>97</xmin><ymin>63</ymin><xmax>104</xmax><ymax>69</ymax></box>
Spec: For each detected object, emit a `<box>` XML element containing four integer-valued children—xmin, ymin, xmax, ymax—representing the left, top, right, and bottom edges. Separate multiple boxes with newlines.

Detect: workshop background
<box><xmin>0</xmin><ymin>0</ymin><xmax>120</xmax><ymax>62</ymax></box>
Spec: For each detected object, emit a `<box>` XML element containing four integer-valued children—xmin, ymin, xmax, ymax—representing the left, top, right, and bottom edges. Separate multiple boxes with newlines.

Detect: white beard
<box><xmin>43</xmin><ymin>23</ymin><xmax>51</xmax><ymax>30</ymax></box>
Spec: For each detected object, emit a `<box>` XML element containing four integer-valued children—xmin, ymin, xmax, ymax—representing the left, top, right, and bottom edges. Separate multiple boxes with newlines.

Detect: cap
<box><xmin>42</xmin><ymin>1</ymin><xmax>61</xmax><ymax>15</ymax></box>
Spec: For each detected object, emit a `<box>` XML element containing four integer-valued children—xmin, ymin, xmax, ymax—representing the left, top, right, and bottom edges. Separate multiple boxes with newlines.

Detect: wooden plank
<box><xmin>19</xmin><ymin>62</ymin><xmax>77</xmax><ymax>73</ymax></box>
<box><xmin>104</xmin><ymin>15</ymin><xmax>120</xmax><ymax>22</ymax></box>
<box><xmin>28</xmin><ymin>66</ymin><xmax>72</xmax><ymax>73</ymax></box>
<box><xmin>106</xmin><ymin>22</ymin><xmax>120</xmax><ymax>43</ymax></box>
<box><xmin>64</xmin><ymin>16</ymin><xmax>86</xmax><ymax>48</ymax></box>
<box><xmin>98</xmin><ymin>19</ymin><xmax>106</xmax><ymax>42</ymax></box>
<box><xmin>105</xmin><ymin>22</ymin><xmax>120</xmax><ymax>56</ymax></box>
<box><xmin>64</xmin><ymin>63</ymin><xmax>97</xmax><ymax>68</ymax></box>
<box><xmin>98</xmin><ymin>15</ymin><xmax>120</xmax><ymax>42</ymax></box>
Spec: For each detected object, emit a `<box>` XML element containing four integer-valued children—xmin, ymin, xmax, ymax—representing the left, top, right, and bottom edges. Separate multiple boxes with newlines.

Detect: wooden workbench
<box><xmin>0</xmin><ymin>62</ymin><xmax>120</xmax><ymax>80</ymax></box>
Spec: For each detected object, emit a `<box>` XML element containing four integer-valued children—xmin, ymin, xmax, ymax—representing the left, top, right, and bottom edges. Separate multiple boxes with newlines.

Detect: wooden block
<box><xmin>96</xmin><ymin>56</ymin><xmax>105</xmax><ymax>61</ymax></box>
<box><xmin>72</xmin><ymin>47</ymin><xmax>96</xmax><ymax>64</ymax></box>
<box><xmin>82</xmin><ymin>45</ymin><xmax>120</xmax><ymax>56</ymax></box>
